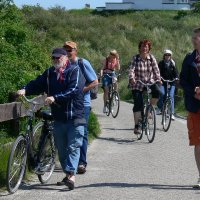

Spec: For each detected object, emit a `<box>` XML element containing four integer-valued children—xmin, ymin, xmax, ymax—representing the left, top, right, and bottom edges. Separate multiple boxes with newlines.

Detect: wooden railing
<box><xmin>0</xmin><ymin>93</ymin><xmax>46</xmax><ymax>134</ymax></box>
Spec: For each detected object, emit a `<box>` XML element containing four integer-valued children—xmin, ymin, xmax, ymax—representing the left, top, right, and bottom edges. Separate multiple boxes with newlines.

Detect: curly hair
<box><xmin>138</xmin><ymin>39</ymin><xmax>152</xmax><ymax>51</ymax></box>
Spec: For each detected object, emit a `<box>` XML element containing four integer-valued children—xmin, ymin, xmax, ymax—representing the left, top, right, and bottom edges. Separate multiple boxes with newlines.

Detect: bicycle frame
<box><xmin>21</xmin><ymin>96</ymin><xmax>43</xmax><ymax>168</ymax></box>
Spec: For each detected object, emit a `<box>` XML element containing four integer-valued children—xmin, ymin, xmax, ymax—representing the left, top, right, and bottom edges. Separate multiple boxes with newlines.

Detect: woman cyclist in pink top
<box><xmin>100</xmin><ymin>50</ymin><xmax>120</xmax><ymax>113</ymax></box>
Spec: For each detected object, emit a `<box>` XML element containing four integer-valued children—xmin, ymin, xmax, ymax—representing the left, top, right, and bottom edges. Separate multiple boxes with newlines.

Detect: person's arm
<box><xmin>129</xmin><ymin>57</ymin><xmax>136</xmax><ymax>84</ymax></box>
<box><xmin>54</xmin><ymin>67</ymin><xmax>83</xmax><ymax>103</ymax></box>
<box><xmin>172</xmin><ymin>60</ymin><xmax>179</xmax><ymax>79</ymax></box>
<box><xmin>152</xmin><ymin>56</ymin><xmax>161</xmax><ymax>81</ymax></box>
<box><xmin>82</xmin><ymin>59</ymin><xmax>99</xmax><ymax>93</ymax></box>
<box><xmin>18</xmin><ymin>69</ymin><xmax>48</xmax><ymax>96</ymax></box>
<box><xmin>180</xmin><ymin>54</ymin><xmax>195</xmax><ymax>97</ymax></box>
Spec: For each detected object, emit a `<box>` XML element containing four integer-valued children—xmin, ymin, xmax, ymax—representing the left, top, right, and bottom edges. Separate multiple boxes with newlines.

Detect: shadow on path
<box><xmin>76</xmin><ymin>182</ymin><xmax>199</xmax><ymax>192</ymax></box>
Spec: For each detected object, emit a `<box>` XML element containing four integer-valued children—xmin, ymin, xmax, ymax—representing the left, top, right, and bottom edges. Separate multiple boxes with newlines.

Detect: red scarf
<box><xmin>56</xmin><ymin>60</ymin><xmax>69</xmax><ymax>82</ymax></box>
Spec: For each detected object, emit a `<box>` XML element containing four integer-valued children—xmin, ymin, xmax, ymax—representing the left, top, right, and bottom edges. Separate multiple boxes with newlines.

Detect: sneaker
<box><xmin>171</xmin><ymin>114</ymin><xmax>175</xmax><ymax>121</ymax></box>
<box><xmin>57</xmin><ymin>177</ymin><xmax>68</xmax><ymax>186</ymax></box>
<box><xmin>34</xmin><ymin>163</ymin><xmax>50</xmax><ymax>175</ymax></box>
<box><xmin>134</xmin><ymin>128</ymin><xmax>141</xmax><ymax>135</ymax></box>
<box><xmin>65</xmin><ymin>179</ymin><xmax>75</xmax><ymax>190</ymax></box>
<box><xmin>77</xmin><ymin>165</ymin><xmax>86</xmax><ymax>174</ymax></box>
<box><xmin>57</xmin><ymin>176</ymin><xmax>75</xmax><ymax>190</ymax></box>
<box><xmin>156</xmin><ymin>108</ymin><xmax>162</xmax><ymax>115</ymax></box>
<box><xmin>103</xmin><ymin>106</ymin><xmax>107</xmax><ymax>113</ymax></box>
<box><xmin>193</xmin><ymin>178</ymin><xmax>200</xmax><ymax>189</ymax></box>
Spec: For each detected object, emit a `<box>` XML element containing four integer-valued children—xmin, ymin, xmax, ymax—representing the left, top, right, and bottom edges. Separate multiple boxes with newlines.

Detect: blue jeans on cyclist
<box><xmin>53</xmin><ymin>121</ymin><xmax>84</xmax><ymax>175</ymax></box>
<box><xmin>157</xmin><ymin>85</ymin><xmax>175</xmax><ymax>116</ymax></box>
<box><xmin>102</xmin><ymin>72</ymin><xmax>116</xmax><ymax>113</ymax></box>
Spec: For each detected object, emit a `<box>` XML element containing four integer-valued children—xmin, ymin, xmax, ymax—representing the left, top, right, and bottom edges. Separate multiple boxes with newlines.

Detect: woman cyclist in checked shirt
<box><xmin>101</xmin><ymin>50</ymin><xmax>120</xmax><ymax>113</ymax></box>
<box><xmin>129</xmin><ymin>40</ymin><xmax>161</xmax><ymax>135</ymax></box>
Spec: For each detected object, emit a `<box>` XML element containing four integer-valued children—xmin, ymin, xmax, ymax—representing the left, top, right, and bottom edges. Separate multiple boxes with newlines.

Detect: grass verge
<box><xmin>0</xmin><ymin>146</ymin><xmax>10</xmax><ymax>190</ymax></box>
<box><xmin>88</xmin><ymin>111</ymin><xmax>101</xmax><ymax>143</ymax></box>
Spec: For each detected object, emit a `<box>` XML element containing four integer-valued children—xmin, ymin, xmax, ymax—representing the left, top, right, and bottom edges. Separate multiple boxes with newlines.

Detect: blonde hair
<box><xmin>109</xmin><ymin>49</ymin><xmax>119</xmax><ymax>59</ymax></box>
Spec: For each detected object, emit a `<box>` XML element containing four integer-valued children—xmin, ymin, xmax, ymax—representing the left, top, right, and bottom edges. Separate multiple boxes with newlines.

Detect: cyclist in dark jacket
<box><xmin>17</xmin><ymin>48</ymin><xmax>85</xmax><ymax>190</ymax></box>
<box><xmin>157</xmin><ymin>49</ymin><xmax>179</xmax><ymax>120</ymax></box>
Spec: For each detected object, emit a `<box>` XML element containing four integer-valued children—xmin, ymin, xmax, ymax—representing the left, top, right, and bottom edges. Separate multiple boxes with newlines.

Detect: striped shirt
<box><xmin>129</xmin><ymin>54</ymin><xmax>161</xmax><ymax>91</ymax></box>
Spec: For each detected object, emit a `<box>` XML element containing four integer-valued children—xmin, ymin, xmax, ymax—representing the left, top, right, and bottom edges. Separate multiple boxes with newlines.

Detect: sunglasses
<box><xmin>165</xmin><ymin>54</ymin><xmax>171</xmax><ymax>56</ymax></box>
<box><xmin>65</xmin><ymin>48</ymin><xmax>76</xmax><ymax>53</ymax></box>
<box><xmin>52</xmin><ymin>56</ymin><xmax>61</xmax><ymax>60</ymax></box>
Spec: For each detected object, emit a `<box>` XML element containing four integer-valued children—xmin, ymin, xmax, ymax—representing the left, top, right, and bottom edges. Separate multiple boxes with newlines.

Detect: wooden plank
<box><xmin>0</xmin><ymin>95</ymin><xmax>47</xmax><ymax>122</ymax></box>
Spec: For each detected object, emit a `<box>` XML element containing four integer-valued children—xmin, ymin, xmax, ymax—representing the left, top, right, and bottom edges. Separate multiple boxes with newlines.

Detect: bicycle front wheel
<box><xmin>111</xmin><ymin>91</ymin><xmax>120</xmax><ymax>118</ymax></box>
<box><xmin>162</xmin><ymin>99</ymin><xmax>172</xmax><ymax>132</ymax></box>
<box><xmin>145</xmin><ymin>105</ymin><xmax>156</xmax><ymax>143</ymax></box>
<box><xmin>38</xmin><ymin>132</ymin><xmax>56</xmax><ymax>184</ymax></box>
<box><xmin>6</xmin><ymin>135</ymin><xmax>27</xmax><ymax>194</ymax></box>
<box><xmin>106</xmin><ymin>100</ymin><xmax>111</xmax><ymax>116</ymax></box>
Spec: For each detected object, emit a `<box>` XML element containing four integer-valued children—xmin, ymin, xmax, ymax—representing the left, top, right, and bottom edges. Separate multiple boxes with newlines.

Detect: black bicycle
<box><xmin>136</xmin><ymin>80</ymin><xmax>158</xmax><ymax>143</ymax></box>
<box><xmin>104</xmin><ymin>74</ymin><xmax>120</xmax><ymax>118</ymax></box>
<box><xmin>6</xmin><ymin>95</ymin><xmax>56</xmax><ymax>194</ymax></box>
<box><xmin>161</xmin><ymin>77</ymin><xmax>178</xmax><ymax>132</ymax></box>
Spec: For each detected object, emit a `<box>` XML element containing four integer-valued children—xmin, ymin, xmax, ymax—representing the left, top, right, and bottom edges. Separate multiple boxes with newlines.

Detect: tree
<box><xmin>0</xmin><ymin>0</ymin><xmax>13</xmax><ymax>10</ymax></box>
<box><xmin>191</xmin><ymin>1</ymin><xmax>200</xmax><ymax>13</ymax></box>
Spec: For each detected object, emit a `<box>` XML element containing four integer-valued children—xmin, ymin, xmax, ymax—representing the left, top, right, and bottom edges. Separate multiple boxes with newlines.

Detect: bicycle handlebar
<box><xmin>135</xmin><ymin>80</ymin><xmax>160</xmax><ymax>86</ymax></box>
<box><xmin>103</xmin><ymin>73</ymin><xmax>121</xmax><ymax>78</ymax></box>
<box><xmin>161</xmin><ymin>77</ymin><xmax>179</xmax><ymax>83</ymax></box>
<box><xmin>21</xmin><ymin>95</ymin><xmax>42</xmax><ymax>105</ymax></box>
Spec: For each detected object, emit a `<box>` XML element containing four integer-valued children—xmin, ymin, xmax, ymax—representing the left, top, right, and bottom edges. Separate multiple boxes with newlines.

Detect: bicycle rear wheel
<box><xmin>6</xmin><ymin>135</ymin><xmax>27</xmax><ymax>194</ymax></box>
<box><xmin>162</xmin><ymin>99</ymin><xmax>172</xmax><ymax>132</ymax></box>
<box><xmin>145</xmin><ymin>105</ymin><xmax>156</xmax><ymax>143</ymax></box>
<box><xmin>111</xmin><ymin>91</ymin><xmax>120</xmax><ymax>118</ymax></box>
<box><xmin>38</xmin><ymin>132</ymin><xmax>56</xmax><ymax>184</ymax></box>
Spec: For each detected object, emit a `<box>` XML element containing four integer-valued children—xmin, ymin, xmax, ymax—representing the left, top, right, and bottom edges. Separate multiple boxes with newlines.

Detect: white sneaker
<box><xmin>156</xmin><ymin>108</ymin><xmax>162</xmax><ymax>115</ymax></box>
<box><xmin>171</xmin><ymin>114</ymin><xmax>175</xmax><ymax>121</ymax></box>
<box><xmin>193</xmin><ymin>178</ymin><xmax>200</xmax><ymax>188</ymax></box>
<box><xmin>103</xmin><ymin>106</ymin><xmax>107</xmax><ymax>113</ymax></box>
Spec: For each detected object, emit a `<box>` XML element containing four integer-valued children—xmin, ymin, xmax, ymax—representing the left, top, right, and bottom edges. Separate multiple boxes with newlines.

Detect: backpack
<box><xmin>78</xmin><ymin>59</ymin><xmax>98</xmax><ymax>100</ymax></box>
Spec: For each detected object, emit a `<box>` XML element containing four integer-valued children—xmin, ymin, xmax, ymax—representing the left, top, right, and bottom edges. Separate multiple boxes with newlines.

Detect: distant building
<box><xmin>96</xmin><ymin>0</ymin><xmax>198</xmax><ymax>11</ymax></box>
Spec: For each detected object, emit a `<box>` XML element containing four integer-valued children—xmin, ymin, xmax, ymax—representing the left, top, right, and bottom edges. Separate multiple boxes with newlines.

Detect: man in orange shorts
<box><xmin>180</xmin><ymin>27</ymin><xmax>200</xmax><ymax>188</ymax></box>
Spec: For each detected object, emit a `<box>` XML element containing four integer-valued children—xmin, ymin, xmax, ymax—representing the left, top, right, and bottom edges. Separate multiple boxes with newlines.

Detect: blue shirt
<box><xmin>70</xmin><ymin>58</ymin><xmax>97</xmax><ymax>107</ymax></box>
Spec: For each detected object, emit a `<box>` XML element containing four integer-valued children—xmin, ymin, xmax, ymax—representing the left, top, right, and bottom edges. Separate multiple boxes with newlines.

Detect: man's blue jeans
<box><xmin>79</xmin><ymin>106</ymin><xmax>91</xmax><ymax>166</ymax></box>
<box><xmin>157</xmin><ymin>85</ymin><xmax>175</xmax><ymax>114</ymax></box>
<box><xmin>53</xmin><ymin>120</ymin><xmax>84</xmax><ymax>174</ymax></box>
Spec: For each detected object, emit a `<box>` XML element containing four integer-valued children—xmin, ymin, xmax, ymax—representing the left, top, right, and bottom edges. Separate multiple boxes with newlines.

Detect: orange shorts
<box><xmin>187</xmin><ymin>111</ymin><xmax>200</xmax><ymax>146</ymax></box>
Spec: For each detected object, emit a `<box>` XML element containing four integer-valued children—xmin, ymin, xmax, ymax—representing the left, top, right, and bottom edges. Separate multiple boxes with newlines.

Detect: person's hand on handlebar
<box><xmin>129</xmin><ymin>78</ymin><xmax>136</xmax><ymax>85</ymax></box>
<box><xmin>17</xmin><ymin>89</ymin><xmax>26</xmax><ymax>96</ymax></box>
<box><xmin>45</xmin><ymin>96</ymin><xmax>55</xmax><ymax>105</ymax></box>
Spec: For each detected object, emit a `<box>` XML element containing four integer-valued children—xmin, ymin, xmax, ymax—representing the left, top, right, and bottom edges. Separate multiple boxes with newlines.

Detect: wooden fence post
<box><xmin>8</xmin><ymin>92</ymin><xmax>20</xmax><ymax>136</ymax></box>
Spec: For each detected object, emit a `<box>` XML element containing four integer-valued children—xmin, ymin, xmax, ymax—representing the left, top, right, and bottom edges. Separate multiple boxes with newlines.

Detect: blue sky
<box><xmin>14</xmin><ymin>0</ymin><xmax>122</xmax><ymax>9</ymax></box>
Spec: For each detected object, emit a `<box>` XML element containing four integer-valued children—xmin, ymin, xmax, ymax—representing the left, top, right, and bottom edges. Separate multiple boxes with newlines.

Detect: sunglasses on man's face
<box><xmin>165</xmin><ymin>54</ymin><xmax>171</xmax><ymax>56</ymax></box>
<box><xmin>52</xmin><ymin>56</ymin><xmax>61</xmax><ymax>60</ymax></box>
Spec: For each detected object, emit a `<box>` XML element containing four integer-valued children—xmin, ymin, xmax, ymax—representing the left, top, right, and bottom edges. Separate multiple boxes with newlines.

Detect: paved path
<box><xmin>1</xmin><ymin>95</ymin><xmax>200</xmax><ymax>200</ymax></box>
